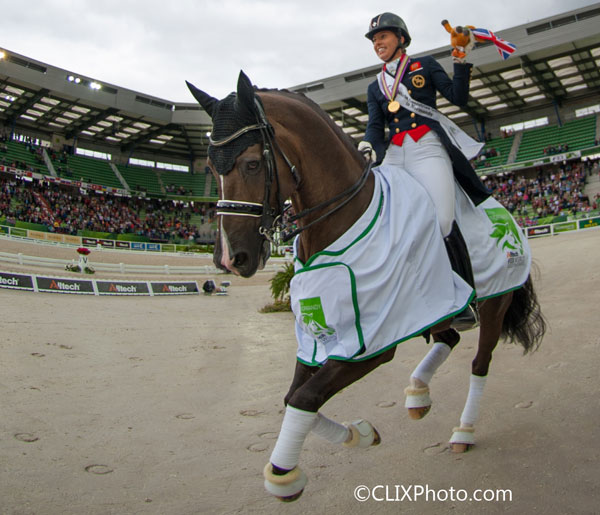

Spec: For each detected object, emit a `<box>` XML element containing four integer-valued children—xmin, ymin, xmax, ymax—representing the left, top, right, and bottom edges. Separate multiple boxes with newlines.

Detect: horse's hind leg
<box><xmin>450</xmin><ymin>293</ymin><xmax>512</xmax><ymax>453</ymax></box>
<box><xmin>405</xmin><ymin>327</ymin><xmax>460</xmax><ymax>419</ymax></box>
<box><xmin>264</xmin><ymin>348</ymin><xmax>395</xmax><ymax>501</ymax></box>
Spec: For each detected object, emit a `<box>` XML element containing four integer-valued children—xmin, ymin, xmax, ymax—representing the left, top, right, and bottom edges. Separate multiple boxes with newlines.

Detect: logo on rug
<box><xmin>485</xmin><ymin>207</ymin><xmax>526</xmax><ymax>266</ymax></box>
<box><xmin>299</xmin><ymin>297</ymin><xmax>336</xmax><ymax>344</ymax></box>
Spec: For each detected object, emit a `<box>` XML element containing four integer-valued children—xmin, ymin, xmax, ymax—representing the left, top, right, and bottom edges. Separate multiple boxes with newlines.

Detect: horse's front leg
<box><xmin>405</xmin><ymin>325</ymin><xmax>460</xmax><ymax>420</ymax></box>
<box><xmin>450</xmin><ymin>293</ymin><xmax>513</xmax><ymax>452</ymax></box>
<box><xmin>283</xmin><ymin>361</ymin><xmax>319</xmax><ymax>407</ymax></box>
<box><xmin>264</xmin><ymin>348</ymin><xmax>395</xmax><ymax>501</ymax></box>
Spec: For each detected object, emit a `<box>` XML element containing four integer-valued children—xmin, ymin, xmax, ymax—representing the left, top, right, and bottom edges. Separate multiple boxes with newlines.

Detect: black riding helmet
<box><xmin>365</xmin><ymin>12</ymin><xmax>411</xmax><ymax>48</ymax></box>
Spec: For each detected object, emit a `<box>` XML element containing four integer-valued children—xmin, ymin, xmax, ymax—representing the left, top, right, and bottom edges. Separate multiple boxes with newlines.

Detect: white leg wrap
<box><xmin>269</xmin><ymin>406</ymin><xmax>317</xmax><ymax>471</ymax></box>
<box><xmin>404</xmin><ymin>386</ymin><xmax>431</xmax><ymax>409</ymax></box>
<box><xmin>311</xmin><ymin>412</ymin><xmax>350</xmax><ymax>444</ymax></box>
<box><xmin>264</xmin><ymin>463</ymin><xmax>308</xmax><ymax>499</ymax></box>
<box><xmin>412</xmin><ymin>343</ymin><xmax>452</xmax><ymax>385</ymax></box>
<box><xmin>343</xmin><ymin>419</ymin><xmax>378</xmax><ymax>449</ymax></box>
<box><xmin>450</xmin><ymin>426</ymin><xmax>476</xmax><ymax>445</ymax></box>
<box><xmin>459</xmin><ymin>374</ymin><xmax>487</xmax><ymax>426</ymax></box>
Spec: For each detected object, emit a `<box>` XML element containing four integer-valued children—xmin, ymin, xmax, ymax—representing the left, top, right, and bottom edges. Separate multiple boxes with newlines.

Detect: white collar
<box><xmin>385</xmin><ymin>58</ymin><xmax>400</xmax><ymax>77</ymax></box>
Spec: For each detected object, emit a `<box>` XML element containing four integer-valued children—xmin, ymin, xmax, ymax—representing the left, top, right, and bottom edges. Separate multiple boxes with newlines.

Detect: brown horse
<box><xmin>186</xmin><ymin>71</ymin><xmax>546</xmax><ymax>502</ymax></box>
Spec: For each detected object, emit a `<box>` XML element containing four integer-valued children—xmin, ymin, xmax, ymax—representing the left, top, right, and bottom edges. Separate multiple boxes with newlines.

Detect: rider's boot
<box><xmin>444</xmin><ymin>221</ymin><xmax>479</xmax><ymax>331</ymax></box>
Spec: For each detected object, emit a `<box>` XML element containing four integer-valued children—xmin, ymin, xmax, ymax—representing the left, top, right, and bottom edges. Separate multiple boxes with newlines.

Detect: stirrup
<box><xmin>451</xmin><ymin>303</ymin><xmax>479</xmax><ymax>332</ymax></box>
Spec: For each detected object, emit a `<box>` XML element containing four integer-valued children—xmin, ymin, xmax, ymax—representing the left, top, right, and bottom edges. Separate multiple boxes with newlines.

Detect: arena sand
<box><xmin>0</xmin><ymin>229</ymin><xmax>599</xmax><ymax>515</ymax></box>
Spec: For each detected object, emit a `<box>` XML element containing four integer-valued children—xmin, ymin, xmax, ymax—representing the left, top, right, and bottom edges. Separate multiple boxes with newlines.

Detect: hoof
<box><xmin>404</xmin><ymin>386</ymin><xmax>432</xmax><ymax>419</ymax></box>
<box><xmin>450</xmin><ymin>442</ymin><xmax>473</xmax><ymax>453</ymax></box>
<box><xmin>343</xmin><ymin>419</ymin><xmax>381</xmax><ymax>448</ymax></box>
<box><xmin>372</xmin><ymin>426</ymin><xmax>382</xmax><ymax>446</ymax></box>
<box><xmin>264</xmin><ymin>464</ymin><xmax>307</xmax><ymax>501</ymax></box>
<box><xmin>449</xmin><ymin>426</ymin><xmax>475</xmax><ymax>453</ymax></box>
<box><xmin>277</xmin><ymin>489</ymin><xmax>304</xmax><ymax>502</ymax></box>
<box><xmin>407</xmin><ymin>405</ymin><xmax>431</xmax><ymax>420</ymax></box>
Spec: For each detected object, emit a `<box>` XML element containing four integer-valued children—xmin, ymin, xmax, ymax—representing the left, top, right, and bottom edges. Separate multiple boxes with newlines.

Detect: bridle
<box><xmin>212</xmin><ymin>96</ymin><xmax>373</xmax><ymax>243</ymax></box>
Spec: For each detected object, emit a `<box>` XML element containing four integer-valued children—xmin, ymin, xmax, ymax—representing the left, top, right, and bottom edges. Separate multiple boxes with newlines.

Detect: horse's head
<box><xmin>188</xmin><ymin>71</ymin><xmax>371</xmax><ymax>277</ymax></box>
<box><xmin>187</xmin><ymin>72</ymin><xmax>286</xmax><ymax>277</ymax></box>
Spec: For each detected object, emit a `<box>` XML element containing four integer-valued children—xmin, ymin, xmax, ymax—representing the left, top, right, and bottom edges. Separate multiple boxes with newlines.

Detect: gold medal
<box><xmin>388</xmin><ymin>100</ymin><xmax>400</xmax><ymax>113</ymax></box>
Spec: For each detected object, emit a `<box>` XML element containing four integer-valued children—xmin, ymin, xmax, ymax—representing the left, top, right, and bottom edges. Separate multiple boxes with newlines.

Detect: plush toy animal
<box><xmin>441</xmin><ymin>20</ymin><xmax>480</xmax><ymax>61</ymax></box>
<box><xmin>442</xmin><ymin>20</ymin><xmax>518</xmax><ymax>61</ymax></box>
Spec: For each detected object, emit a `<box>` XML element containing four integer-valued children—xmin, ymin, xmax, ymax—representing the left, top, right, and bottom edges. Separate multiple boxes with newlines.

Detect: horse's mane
<box><xmin>256</xmin><ymin>87</ymin><xmax>362</xmax><ymax>160</ymax></box>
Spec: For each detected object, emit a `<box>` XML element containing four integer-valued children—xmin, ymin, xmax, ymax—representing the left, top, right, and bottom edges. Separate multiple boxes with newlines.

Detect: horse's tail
<box><xmin>501</xmin><ymin>274</ymin><xmax>547</xmax><ymax>354</ymax></box>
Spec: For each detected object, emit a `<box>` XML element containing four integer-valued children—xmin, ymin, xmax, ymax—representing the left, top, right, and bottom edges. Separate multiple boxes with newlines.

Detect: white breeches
<box><xmin>382</xmin><ymin>131</ymin><xmax>456</xmax><ymax>237</ymax></box>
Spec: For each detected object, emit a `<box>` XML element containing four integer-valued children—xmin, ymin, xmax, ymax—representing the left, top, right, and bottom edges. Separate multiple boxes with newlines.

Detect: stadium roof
<box><xmin>1</xmin><ymin>3</ymin><xmax>600</xmax><ymax>168</ymax></box>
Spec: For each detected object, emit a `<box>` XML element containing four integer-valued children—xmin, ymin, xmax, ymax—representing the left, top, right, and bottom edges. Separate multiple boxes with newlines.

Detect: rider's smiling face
<box><xmin>372</xmin><ymin>30</ymin><xmax>403</xmax><ymax>62</ymax></box>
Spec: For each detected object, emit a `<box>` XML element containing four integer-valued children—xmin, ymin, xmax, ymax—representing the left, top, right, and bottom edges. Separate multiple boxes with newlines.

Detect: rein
<box><xmin>281</xmin><ymin>160</ymin><xmax>372</xmax><ymax>241</ymax></box>
<box><xmin>213</xmin><ymin>96</ymin><xmax>372</xmax><ymax>243</ymax></box>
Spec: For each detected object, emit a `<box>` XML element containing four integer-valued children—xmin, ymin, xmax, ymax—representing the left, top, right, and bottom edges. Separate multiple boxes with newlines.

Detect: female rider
<box><xmin>359</xmin><ymin>12</ymin><xmax>489</xmax><ymax>328</ymax></box>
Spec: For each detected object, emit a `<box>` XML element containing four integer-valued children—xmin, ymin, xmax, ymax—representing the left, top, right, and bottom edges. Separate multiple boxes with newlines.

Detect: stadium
<box><xmin>1</xmin><ymin>4</ymin><xmax>600</xmax><ymax>514</ymax></box>
<box><xmin>1</xmin><ymin>3</ymin><xmax>600</xmax><ymax>251</ymax></box>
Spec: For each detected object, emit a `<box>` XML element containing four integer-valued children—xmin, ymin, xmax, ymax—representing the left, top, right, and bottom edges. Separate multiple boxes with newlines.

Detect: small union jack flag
<box><xmin>471</xmin><ymin>27</ymin><xmax>517</xmax><ymax>60</ymax></box>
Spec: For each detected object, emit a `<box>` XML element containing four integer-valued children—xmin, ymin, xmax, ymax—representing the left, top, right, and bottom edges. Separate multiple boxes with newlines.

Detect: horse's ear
<box><xmin>185</xmin><ymin>80</ymin><xmax>219</xmax><ymax>119</ymax></box>
<box><xmin>236</xmin><ymin>70</ymin><xmax>256</xmax><ymax>112</ymax></box>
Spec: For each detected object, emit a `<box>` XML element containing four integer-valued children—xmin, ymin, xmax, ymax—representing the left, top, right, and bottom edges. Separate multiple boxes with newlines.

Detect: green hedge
<box><xmin>80</xmin><ymin>230</ymin><xmax>114</xmax><ymax>239</ymax></box>
<box><xmin>174</xmin><ymin>244</ymin><xmax>214</xmax><ymax>253</ymax></box>
<box><xmin>116</xmin><ymin>233</ymin><xmax>150</xmax><ymax>242</ymax></box>
<box><xmin>15</xmin><ymin>220</ymin><xmax>48</xmax><ymax>232</ymax></box>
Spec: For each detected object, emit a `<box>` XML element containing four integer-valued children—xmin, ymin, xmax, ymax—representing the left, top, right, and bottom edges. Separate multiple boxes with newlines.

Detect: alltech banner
<box><xmin>96</xmin><ymin>281</ymin><xmax>150</xmax><ymax>295</ymax></box>
<box><xmin>0</xmin><ymin>272</ymin><xmax>35</xmax><ymax>291</ymax></box>
<box><xmin>0</xmin><ymin>271</ymin><xmax>199</xmax><ymax>296</ymax></box>
<box><xmin>151</xmin><ymin>281</ymin><xmax>199</xmax><ymax>295</ymax></box>
<box><xmin>36</xmin><ymin>276</ymin><xmax>95</xmax><ymax>294</ymax></box>
<box><xmin>526</xmin><ymin>225</ymin><xmax>551</xmax><ymax>237</ymax></box>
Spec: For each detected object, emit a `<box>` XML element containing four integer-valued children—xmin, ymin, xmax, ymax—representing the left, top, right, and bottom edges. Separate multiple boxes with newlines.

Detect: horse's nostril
<box><xmin>234</xmin><ymin>253</ymin><xmax>247</xmax><ymax>268</ymax></box>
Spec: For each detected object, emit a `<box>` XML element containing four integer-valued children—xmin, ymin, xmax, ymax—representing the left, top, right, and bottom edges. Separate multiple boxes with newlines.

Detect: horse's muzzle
<box><xmin>214</xmin><ymin>232</ymin><xmax>270</xmax><ymax>278</ymax></box>
<box><xmin>231</xmin><ymin>239</ymin><xmax>270</xmax><ymax>278</ymax></box>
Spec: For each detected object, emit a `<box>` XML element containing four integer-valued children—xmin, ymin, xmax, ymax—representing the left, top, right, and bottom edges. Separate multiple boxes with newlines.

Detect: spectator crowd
<box><xmin>0</xmin><ymin>174</ymin><xmax>217</xmax><ymax>243</ymax></box>
<box><xmin>2</xmin><ymin>131</ymin><xmax>599</xmax><ymax>240</ymax></box>
<box><xmin>543</xmin><ymin>143</ymin><xmax>569</xmax><ymax>155</ymax></box>
<box><xmin>483</xmin><ymin>158</ymin><xmax>599</xmax><ymax>227</ymax></box>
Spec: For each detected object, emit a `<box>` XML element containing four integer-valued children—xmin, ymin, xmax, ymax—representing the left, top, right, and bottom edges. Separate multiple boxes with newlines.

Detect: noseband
<box><xmin>212</xmin><ymin>96</ymin><xmax>372</xmax><ymax>242</ymax></box>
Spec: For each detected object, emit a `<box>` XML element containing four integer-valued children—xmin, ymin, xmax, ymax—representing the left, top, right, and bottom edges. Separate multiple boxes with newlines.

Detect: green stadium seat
<box><xmin>474</xmin><ymin>134</ymin><xmax>515</xmax><ymax>169</ymax></box>
<box><xmin>52</xmin><ymin>152</ymin><xmax>122</xmax><ymax>189</ymax></box>
<box><xmin>116</xmin><ymin>163</ymin><xmax>163</xmax><ymax>196</ymax></box>
<box><xmin>162</xmin><ymin>170</ymin><xmax>207</xmax><ymax>197</ymax></box>
<box><xmin>1</xmin><ymin>140</ymin><xmax>51</xmax><ymax>176</ymax></box>
<box><xmin>515</xmin><ymin>116</ymin><xmax>597</xmax><ymax>163</ymax></box>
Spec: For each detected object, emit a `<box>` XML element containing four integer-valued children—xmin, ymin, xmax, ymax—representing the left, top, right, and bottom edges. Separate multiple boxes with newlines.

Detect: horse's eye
<box><xmin>245</xmin><ymin>160</ymin><xmax>261</xmax><ymax>175</ymax></box>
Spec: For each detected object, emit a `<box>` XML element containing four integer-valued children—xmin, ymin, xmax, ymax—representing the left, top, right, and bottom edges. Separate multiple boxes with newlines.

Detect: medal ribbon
<box><xmin>379</xmin><ymin>54</ymin><xmax>410</xmax><ymax>102</ymax></box>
